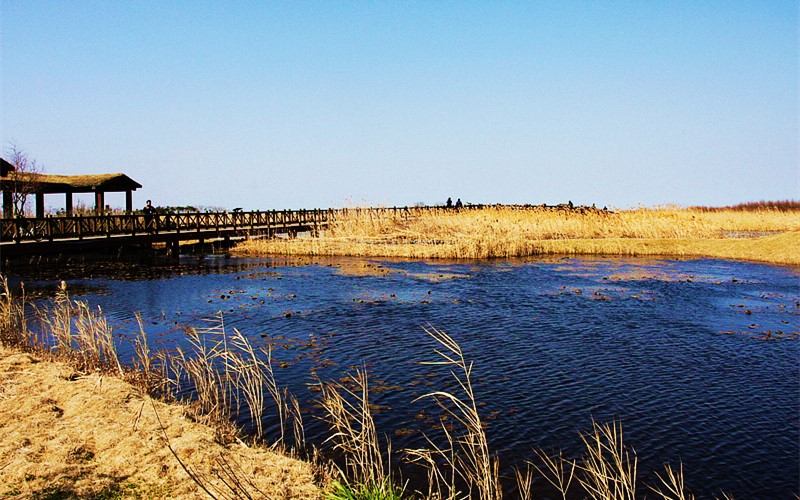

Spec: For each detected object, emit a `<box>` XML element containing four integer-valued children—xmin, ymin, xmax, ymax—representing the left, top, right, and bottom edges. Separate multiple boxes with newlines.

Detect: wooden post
<box><xmin>2</xmin><ymin>191</ymin><xmax>12</xmax><ymax>218</ymax></box>
<box><xmin>94</xmin><ymin>191</ymin><xmax>105</xmax><ymax>215</ymax></box>
<box><xmin>65</xmin><ymin>192</ymin><xmax>73</xmax><ymax>216</ymax></box>
<box><xmin>125</xmin><ymin>190</ymin><xmax>133</xmax><ymax>214</ymax></box>
<box><xmin>35</xmin><ymin>192</ymin><xmax>45</xmax><ymax>218</ymax></box>
<box><xmin>170</xmin><ymin>238</ymin><xmax>180</xmax><ymax>259</ymax></box>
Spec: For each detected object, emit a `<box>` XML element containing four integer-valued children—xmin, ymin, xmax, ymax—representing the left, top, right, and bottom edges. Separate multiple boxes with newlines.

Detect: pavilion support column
<box><xmin>125</xmin><ymin>190</ymin><xmax>133</xmax><ymax>214</ymax></box>
<box><xmin>95</xmin><ymin>191</ymin><xmax>105</xmax><ymax>215</ymax></box>
<box><xmin>2</xmin><ymin>191</ymin><xmax>12</xmax><ymax>218</ymax></box>
<box><xmin>35</xmin><ymin>193</ymin><xmax>45</xmax><ymax>218</ymax></box>
<box><xmin>65</xmin><ymin>192</ymin><xmax>73</xmax><ymax>217</ymax></box>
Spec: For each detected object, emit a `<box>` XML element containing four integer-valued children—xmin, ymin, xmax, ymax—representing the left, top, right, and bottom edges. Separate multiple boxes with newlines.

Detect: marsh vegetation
<box><xmin>235</xmin><ymin>204</ymin><xmax>800</xmax><ymax>265</ymax></box>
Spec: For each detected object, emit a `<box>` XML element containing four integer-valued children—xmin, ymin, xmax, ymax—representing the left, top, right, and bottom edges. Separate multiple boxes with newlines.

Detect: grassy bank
<box><xmin>0</xmin><ymin>280</ymin><xmax>322</xmax><ymax>499</ymax></box>
<box><xmin>234</xmin><ymin>205</ymin><xmax>800</xmax><ymax>265</ymax></box>
<box><xmin>0</xmin><ymin>278</ymin><xmax>751</xmax><ymax>498</ymax></box>
<box><xmin>0</xmin><ymin>345</ymin><xmax>321</xmax><ymax>498</ymax></box>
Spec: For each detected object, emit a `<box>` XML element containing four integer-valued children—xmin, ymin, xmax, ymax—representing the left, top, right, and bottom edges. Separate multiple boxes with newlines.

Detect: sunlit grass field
<box><xmin>235</xmin><ymin>204</ymin><xmax>800</xmax><ymax>265</ymax></box>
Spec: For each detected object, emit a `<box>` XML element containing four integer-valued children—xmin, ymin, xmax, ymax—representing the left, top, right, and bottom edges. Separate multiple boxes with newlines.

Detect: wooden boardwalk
<box><xmin>0</xmin><ymin>209</ymin><xmax>329</xmax><ymax>258</ymax></box>
<box><xmin>0</xmin><ymin>204</ymin><xmax>589</xmax><ymax>260</ymax></box>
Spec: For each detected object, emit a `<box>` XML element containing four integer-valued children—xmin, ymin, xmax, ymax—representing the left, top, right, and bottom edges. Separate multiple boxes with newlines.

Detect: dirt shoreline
<box><xmin>0</xmin><ymin>345</ymin><xmax>322</xmax><ymax>498</ymax></box>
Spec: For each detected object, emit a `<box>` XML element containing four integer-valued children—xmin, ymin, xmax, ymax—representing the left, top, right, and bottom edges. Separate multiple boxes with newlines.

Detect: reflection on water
<box><xmin>8</xmin><ymin>255</ymin><xmax>800</xmax><ymax>498</ymax></box>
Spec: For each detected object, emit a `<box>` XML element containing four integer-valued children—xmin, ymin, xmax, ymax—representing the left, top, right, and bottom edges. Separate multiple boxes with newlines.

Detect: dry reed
<box><xmin>234</xmin><ymin>205</ymin><xmax>800</xmax><ymax>264</ymax></box>
<box><xmin>577</xmin><ymin>420</ymin><xmax>638</xmax><ymax>500</ymax></box>
<box><xmin>35</xmin><ymin>282</ymin><xmax>124</xmax><ymax>376</ymax></box>
<box><xmin>319</xmin><ymin>368</ymin><xmax>396</xmax><ymax>493</ymax></box>
<box><xmin>224</xmin><ymin>328</ymin><xmax>269</xmax><ymax>439</ymax></box>
<box><xmin>650</xmin><ymin>464</ymin><xmax>694</xmax><ymax>500</ymax></box>
<box><xmin>164</xmin><ymin>313</ymin><xmax>303</xmax><ymax>449</ymax></box>
<box><xmin>172</xmin><ymin>322</ymin><xmax>232</xmax><ymax>426</ymax></box>
<box><xmin>522</xmin><ymin>448</ymin><xmax>576</xmax><ymax>499</ymax></box>
<box><xmin>405</xmin><ymin>326</ymin><xmax>501</xmax><ymax>500</ymax></box>
<box><xmin>0</xmin><ymin>277</ymin><xmax>27</xmax><ymax>347</ymax></box>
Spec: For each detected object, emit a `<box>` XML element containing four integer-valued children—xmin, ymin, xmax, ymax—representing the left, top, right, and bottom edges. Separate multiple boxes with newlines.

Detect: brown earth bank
<box><xmin>0</xmin><ymin>345</ymin><xmax>322</xmax><ymax>499</ymax></box>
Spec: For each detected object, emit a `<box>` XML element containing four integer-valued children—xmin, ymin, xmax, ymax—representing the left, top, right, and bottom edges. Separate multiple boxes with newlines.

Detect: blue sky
<box><xmin>2</xmin><ymin>1</ymin><xmax>797</xmax><ymax>210</ymax></box>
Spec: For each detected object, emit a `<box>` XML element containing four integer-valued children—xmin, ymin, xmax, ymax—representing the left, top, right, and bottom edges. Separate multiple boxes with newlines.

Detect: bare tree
<box><xmin>4</xmin><ymin>143</ymin><xmax>43</xmax><ymax>217</ymax></box>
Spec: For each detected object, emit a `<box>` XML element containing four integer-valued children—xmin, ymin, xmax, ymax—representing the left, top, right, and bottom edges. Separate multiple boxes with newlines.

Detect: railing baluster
<box><xmin>1</xmin><ymin>208</ymin><xmax>335</xmax><ymax>246</ymax></box>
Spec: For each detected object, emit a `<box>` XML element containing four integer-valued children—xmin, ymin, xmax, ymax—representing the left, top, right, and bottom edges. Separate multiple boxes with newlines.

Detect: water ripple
<box><xmin>16</xmin><ymin>256</ymin><xmax>800</xmax><ymax>498</ymax></box>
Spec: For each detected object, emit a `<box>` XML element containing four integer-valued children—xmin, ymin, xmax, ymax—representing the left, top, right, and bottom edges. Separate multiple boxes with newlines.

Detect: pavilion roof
<box><xmin>0</xmin><ymin>172</ymin><xmax>142</xmax><ymax>194</ymax></box>
<box><xmin>0</xmin><ymin>158</ymin><xmax>14</xmax><ymax>177</ymax></box>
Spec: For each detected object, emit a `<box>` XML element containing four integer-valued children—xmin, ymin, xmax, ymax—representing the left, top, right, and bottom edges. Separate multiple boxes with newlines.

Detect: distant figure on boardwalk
<box><xmin>143</xmin><ymin>199</ymin><xmax>156</xmax><ymax>233</ymax></box>
<box><xmin>446</xmin><ymin>197</ymin><xmax>453</xmax><ymax>208</ymax></box>
<box><xmin>455</xmin><ymin>198</ymin><xmax>463</xmax><ymax>209</ymax></box>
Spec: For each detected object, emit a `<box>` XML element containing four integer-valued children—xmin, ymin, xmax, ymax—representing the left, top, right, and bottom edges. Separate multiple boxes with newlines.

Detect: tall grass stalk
<box><xmin>0</xmin><ymin>277</ymin><xmax>27</xmax><ymax>347</ymax></box>
<box><xmin>42</xmin><ymin>281</ymin><xmax>72</xmax><ymax>353</ymax></box>
<box><xmin>224</xmin><ymin>327</ymin><xmax>268</xmax><ymax>439</ymax></box>
<box><xmin>133</xmin><ymin>312</ymin><xmax>151</xmax><ymax>375</ymax></box>
<box><xmin>406</xmin><ymin>326</ymin><xmax>500</xmax><ymax>500</ymax></box>
<box><xmin>513</xmin><ymin>462</ymin><xmax>535</xmax><ymax>499</ymax></box>
<box><xmin>35</xmin><ymin>282</ymin><xmax>123</xmax><ymax>376</ymax></box>
<box><xmin>290</xmin><ymin>393</ymin><xmax>306</xmax><ymax>452</ymax></box>
<box><xmin>650</xmin><ymin>464</ymin><xmax>694</xmax><ymax>500</ymax></box>
<box><xmin>73</xmin><ymin>301</ymin><xmax>124</xmax><ymax>376</ymax></box>
<box><xmin>320</xmin><ymin>368</ymin><xmax>400</xmax><ymax>497</ymax></box>
<box><xmin>577</xmin><ymin>420</ymin><xmax>638</xmax><ymax>500</ymax></box>
<box><xmin>525</xmin><ymin>448</ymin><xmax>576</xmax><ymax>499</ymax></box>
<box><xmin>174</xmin><ymin>324</ymin><xmax>231</xmax><ymax>425</ymax></box>
<box><xmin>261</xmin><ymin>342</ymin><xmax>288</xmax><ymax>446</ymax></box>
<box><xmin>164</xmin><ymin>314</ymin><xmax>303</xmax><ymax>449</ymax></box>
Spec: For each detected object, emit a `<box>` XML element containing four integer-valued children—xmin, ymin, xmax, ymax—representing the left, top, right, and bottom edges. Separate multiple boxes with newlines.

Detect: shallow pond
<box><xmin>9</xmin><ymin>255</ymin><xmax>799</xmax><ymax>498</ymax></box>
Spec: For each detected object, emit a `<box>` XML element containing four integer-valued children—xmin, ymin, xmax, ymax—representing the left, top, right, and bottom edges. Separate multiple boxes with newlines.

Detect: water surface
<box><xmin>10</xmin><ymin>255</ymin><xmax>799</xmax><ymax>498</ymax></box>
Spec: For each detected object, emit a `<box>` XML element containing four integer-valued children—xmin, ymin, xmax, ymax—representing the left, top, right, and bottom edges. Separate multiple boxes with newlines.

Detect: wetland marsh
<box><xmin>10</xmin><ymin>253</ymin><xmax>799</xmax><ymax>498</ymax></box>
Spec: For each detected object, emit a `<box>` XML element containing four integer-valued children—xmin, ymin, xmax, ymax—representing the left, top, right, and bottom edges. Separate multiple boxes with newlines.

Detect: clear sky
<box><xmin>2</xmin><ymin>1</ymin><xmax>797</xmax><ymax>211</ymax></box>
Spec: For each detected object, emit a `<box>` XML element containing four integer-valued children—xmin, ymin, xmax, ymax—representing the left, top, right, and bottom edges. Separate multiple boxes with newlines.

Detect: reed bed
<box><xmin>234</xmin><ymin>205</ymin><xmax>800</xmax><ymax>264</ymax></box>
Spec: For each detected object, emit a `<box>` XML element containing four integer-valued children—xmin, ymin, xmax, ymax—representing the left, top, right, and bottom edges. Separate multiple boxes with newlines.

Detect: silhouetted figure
<box><xmin>143</xmin><ymin>199</ymin><xmax>156</xmax><ymax>233</ymax></box>
<box><xmin>568</xmin><ymin>200</ymin><xmax>574</xmax><ymax>209</ymax></box>
<box><xmin>455</xmin><ymin>198</ymin><xmax>463</xmax><ymax>209</ymax></box>
<box><xmin>446</xmin><ymin>197</ymin><xmax>453</xmax><ymax>208</ymax></box>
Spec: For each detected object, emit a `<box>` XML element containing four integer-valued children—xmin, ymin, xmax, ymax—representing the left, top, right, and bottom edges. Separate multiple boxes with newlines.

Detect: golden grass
<box><xmin>405</xmin><ymin>326</ymin><xmax>501</xmax><ymax>500</ymax></box>
<box><xmin>0</xmin><ymin>276</ymin><xmax>27</xmax><ymax>347</ymax></box>
<box><xmin>234</xmin><ymin>206</ymin><xmax>800</xmax><ymax>265</ymax></box>
<box><xmin>319</xmin><ymin>368</ymin><xmax>402</xmax><ymax>497</ymax></box>
<box><xmin>0</xmin><ymin>280</ymin><xmax>321</xmax><ymax>498</ymax></box>
<box><xmin>0</xmin><ymin>344</ymin><xmax>320</xmax><ymax>498</ymax></box>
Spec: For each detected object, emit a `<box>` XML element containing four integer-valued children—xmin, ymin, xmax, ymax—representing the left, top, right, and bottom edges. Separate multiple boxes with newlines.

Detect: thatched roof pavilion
<box><xmin>0</xmin><ymin>158</ymin><xmax>14</xmax><ymax>177</ymax></box>
<box><xmin>0</xmin><ymin>160</ymin><xmax>142</xmax><ymax>217</ymax></box>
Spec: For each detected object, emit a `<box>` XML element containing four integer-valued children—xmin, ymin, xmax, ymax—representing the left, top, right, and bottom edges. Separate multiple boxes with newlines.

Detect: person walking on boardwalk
<box><xmin>143</xmin><ymin>199</ymin><xmax>156</xmax><ymax>233</ymax></box>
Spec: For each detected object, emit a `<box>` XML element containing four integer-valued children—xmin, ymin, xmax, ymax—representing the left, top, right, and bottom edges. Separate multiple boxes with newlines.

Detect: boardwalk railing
<box><xmin>0</xmin><ymin>209</ymin><xmax>331</xmax><ymax>243</ymax></box>
<box><xmin>0</xmin><ymin>204</ymin><xmax>584</xmax><ymax>244</ymax></box>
